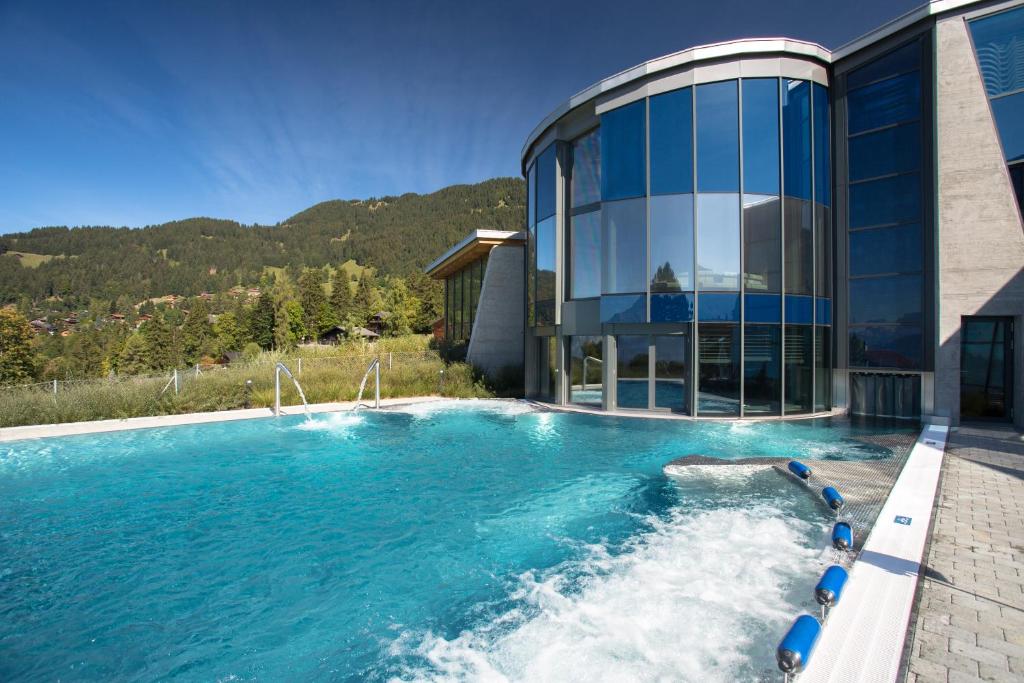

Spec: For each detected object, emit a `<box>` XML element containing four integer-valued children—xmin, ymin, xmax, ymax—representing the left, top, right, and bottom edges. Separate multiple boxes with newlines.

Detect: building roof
<box><xmin>424</xmin><ymin>229</ymin><xmax>525</xmax><ymax>279</ymax></box>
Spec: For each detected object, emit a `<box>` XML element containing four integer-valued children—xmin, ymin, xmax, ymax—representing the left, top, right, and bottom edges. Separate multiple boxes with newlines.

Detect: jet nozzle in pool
<box><xmin>787</xmin><ymin>460</ymin><xmax>812</xmax><ymax>480</ymax></box>
<box><xmin>777</xmin><ymin>614</ymin><xmax>822</xmax><ymax>675</ymax></box>
<box><xmin>832</xmin><ymin>522</ymin><xmax>853</xmax><ymax>550</ymax></box>
<box><xmin>815</xmin><ymin>565</ymin><xmax>849</xmax><ymax>619</ymax></box>
<box><xmin>822</xmin><ymin>486</ymin><xmax>844</xmax><ymax>511</ymax></box>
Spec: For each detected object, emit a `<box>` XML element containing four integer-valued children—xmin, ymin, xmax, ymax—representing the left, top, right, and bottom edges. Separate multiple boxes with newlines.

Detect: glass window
<box><xmin>696</xmin><ymin>80</ymin><xmax>739</xmax><ymax>192</ymax></box>
<box><xmin>815</xmin><ymin>204</ymin><xmax>832</xmax><ymax>298</ymax></box>
<box><xmin>616</xmin><ymin>335</ymin><xmax>649</xmax><ymax>409</ymax></box>
<box><xmin>743</xmin><ymin>194</ymin><xmax>781</xmax><ymax>292</ymax></box>
<box><xmin>600</xmin><ymin>294</ymin><xmax>645</xmax><ymax>323</ymax></box>
<box><xmin>1011</xmin><ymin>163</ymin><xmax>1023</xmax><ymax>212</ymax></box>
<box><xmin>813</xmin><ymin>83</ymin><xmax>831</xmax><ymax>206</ymax></box>
<box><xmin>536</xmin><ymin>144</ymin><xmax>557</xmax><ymax>221</ymax></box>
<box><xmin>655</xmin><ymin>333</ymin><xmax>691</xmax><ymax>413</ymax></box>
<box><xmin>991</xmin><ymin>92</ymin><xmax>1024</xmax><ymax>163</ymax></box>
<box><xmin>849</xmin><ymin>224</ymin><xmax>922</xmax><ymax>276</ymax></box>
<box><xmin>816</xmin><ymin>298</ymin><xmax>832</xmax><ymax>325</ymax></box>
<box><xmin>742</xmin><ymin>78</ymin><xmax>780</xmax><ymax>196</ymax></box>
<box><xmin>744</xmin><ymin>324</ymin><xmax>781</xmax><ymax>415</ymax></box>
<box><xmin>815</xmin><ymin>326</ymin><xmax>831</xmax><ymax>411</ymax></box>
<box><xmin>570</xmin><ymin>209</ymin><xmax>601</xmax><ymax>299</ymax></box>
<box><xmin>452</xmin><ymin>270</ymin><xmax>463</xmax><ymax>340</ymax></box>
<box><xmin>849</xmin><ymin>274</ymin><xmax>922</xmax><ymax>324</ymax></box>
<box><xmin>527</xmin><ymin>162</ymin><xmax>536</xmax><ymax>227</ymax></box>
<box><xmin>849</xmin><ymin>122</ymin><xmax>921</xmax><ymax>181</ymax></box>
<box><xmin>650</xmin><ymin>193</ymin><xmax>694</xmax><ymax>292</ymax></box>
<box><xmin>527</xmin><ymin>162</ymin><xmax>536</xmax><ymax>326</ymax></box>
<box><xmin>785</xmin><ymin>325</ymin><xmax>813</xmax><ymax>414</ymax></box>
<box><xmin>849</xmin><ymin>325</ymin><xmax>922</xmax><ymax>369</ymax></box>
<box><xmin>968</xmin><ymin>5</ymin><xmax>1024</xmax><ymax>97</ymax></box>
<box><xmin>784</xmin><ymin>198</ymin><xmax>813</xmax><ymax>295</ymax></box>
<box><xmin>696</xmin><ymin>193</ymin><xmax>740</xmax><ymax>290</ymax></box>
<box><xmin>601</xmin><ymin>100</ymin><xmax>646</xmax><ymax>201</ymax></box>
<box><xmin>535</xmin><ymin>215</ymin><xmax>556</xmax><ymax>325</ymax></box>
<box><xmin>602</xmin><ymin>198</ymin><xmax>646</xmax><ymax>294</ymax></box>
<box><xmin>698</xmin><ymin>292</ymin><xmax>740</xmax><ymax>322</ymax></box>
<box><xmin>847</xmin><ymin>72</ymin><xmax>921</xmax><ymax>134</ymax></box>
<box><xmin>846</xmin><ymin>40</ymin><xmax>921</xmax><ymax>90</ymax></box>
<box><xmin>569</xmin><ymin>336</ymin><xmax>604</xmax><ymax>407</ymax></box>
<box><xmin>698</xmin><ymin>324</ymin><xmax>739</xmax><ymax>415</ymax></box>
<box><xmin>849</xmin><ymin>173</ymin><xmax>920</xmax><ymax>228</ymax></box>
<box><xmin>650</xmin><ymin>88</ymin><xmax>694</xmax><ymax>195</ymax></box>
<box><xmin>782</xmin><ymin>80</ymin><xmax>812</xmax><ymax>200</ymax></box>
<box><xmin>651</xmin><ymin>293</ymin><xmax>694</xmax><ymax>323</ymax></box>
<box><xmin>571</xmin><ymin>129</ymin><xmax>601</xmax><ymax>208</ymax></box>
<box><xmin>745</xmin><ymin>293</ymin><xmax>781</xmax><ymax>323</ymax></box>
<box><xmin>785</xmin><ymin>295</ymin><xmax>813</xmax><ymax>324</ymax></box>
<box><xmin>462</xmin><ymin>268</ymin><xmax>473</xmax><ymax>339</ymax></box>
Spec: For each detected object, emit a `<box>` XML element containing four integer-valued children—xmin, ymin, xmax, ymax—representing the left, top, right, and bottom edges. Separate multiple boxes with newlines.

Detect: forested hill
<box><xmin>0</xmin><ymin>177</ymin><xmax>525</xmax><ymax>306</ymax></box>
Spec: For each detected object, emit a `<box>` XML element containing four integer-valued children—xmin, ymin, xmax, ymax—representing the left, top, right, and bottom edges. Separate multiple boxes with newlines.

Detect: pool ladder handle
<box><xmin>274</xmin><ymin>362</ymin><xmax>310</xmax><ymax>418</ymax></box>
<box><xmin>352</xmin><ymin>357</ymin><xmax>381</xmax><ymax>411</ymax></box>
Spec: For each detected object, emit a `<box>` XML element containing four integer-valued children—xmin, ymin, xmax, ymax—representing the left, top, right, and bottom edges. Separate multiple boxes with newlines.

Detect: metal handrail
<box><xmin>275</xmin><ymin>362</ymin><xmax>310</xmax><ymax>418</ymax></box>
<box><xmin>582</xmin><ymin>355</ymin><xmax>603</xmax><ymax>391</ymax></box>
<box><xmin>352</xmin><ymin>358</ymin><xmax>381</xmax><ymax>410</ymax></box>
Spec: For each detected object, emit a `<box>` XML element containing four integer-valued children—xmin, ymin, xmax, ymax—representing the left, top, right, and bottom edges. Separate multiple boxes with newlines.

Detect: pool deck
<box><xmin>0</xmin><ymin>396</ymin><xmax>447</xmax><ymax>442</ymax></box>
<box><xmin>903</xmin><ymin>424</ymin><xmax>1024</xmax><ymax>683</ymax></box>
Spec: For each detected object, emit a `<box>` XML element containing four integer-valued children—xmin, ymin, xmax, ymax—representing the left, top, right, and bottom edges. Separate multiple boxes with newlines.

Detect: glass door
<box><xmin>961</xmin><ymin>317</ymin><xmax>1014</xmax><ymax>420</ymax></box>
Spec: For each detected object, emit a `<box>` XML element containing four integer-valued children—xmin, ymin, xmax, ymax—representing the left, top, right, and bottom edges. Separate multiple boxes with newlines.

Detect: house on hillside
<box><xmin>29</xmin><ymin>319</ymin><xmax>54</xmax><ymax>335</ymax></box>
<box><xmin>367</xmin><ymin>312</ymin><xmax>390</xmax><ymax>336</ymax></box>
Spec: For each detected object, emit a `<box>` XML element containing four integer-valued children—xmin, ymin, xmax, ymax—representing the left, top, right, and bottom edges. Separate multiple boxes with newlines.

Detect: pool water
<box><xmin>0</xmin><ymin>401</ymin><xmax>912</xmax><ymax>681</ymax></box>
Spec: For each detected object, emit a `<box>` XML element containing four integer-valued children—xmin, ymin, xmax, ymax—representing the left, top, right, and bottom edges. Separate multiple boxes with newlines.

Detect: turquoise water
<box><xmin>0</xmin><ymin>401</ymin><xmax>912</xmax><ymax>682</ymax></box>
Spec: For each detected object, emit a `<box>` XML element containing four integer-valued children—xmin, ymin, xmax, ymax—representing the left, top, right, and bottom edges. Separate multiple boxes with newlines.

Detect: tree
<box><xmin>406</xmin><ymin>271</ymin><xmax>443</xmax><ymax>333</ymax></box>
<box><xmin>297</xmin><ymin>268</ymin><xmax>328</xmax><ymax>341</ymax></box>
<box><xmin>247</xmin><ymin>293</ymin><xmax>275</xmax><ymax>349</ymax></box>
<box><xmin>141</xmin><ymin>315</ymin><xmax>179</xmax><ymax>371</ymax></box>
<box><xmin>274</xmin><ymin>299</ymin><xmax>305</xmax><ymax>349</ymax></box>
<box><xmin>116</xmin><ymin>332</ymin><xmax>150</xmax><ymax>375</ymax></box>
<box><xmin>328</xmin><ymin>269</ymin><xmax>352</xmax><ymax>327</ymax></box>
<box><xmin>213</xmin><ymin>311</ymin><xmax>244</xmax><ymax>353</ymax></box>
<box><xmin>382</xmin><ymin>279</ymin><xmax>414</xmax><ymax>336</ymax></box>
<box><xmin>181</xmin><ymin>298</ymin><xmax>212</xmax><ymax>363</ymax></box>
<box><xmin>353</xmin><ymin>273</ymin><xmax>380</xmax><ymax>326</ymax></box>
<box><xmin>0</xmin><ymin>308</ymin><xmax>35</xmax><ymax>383</ymax></box>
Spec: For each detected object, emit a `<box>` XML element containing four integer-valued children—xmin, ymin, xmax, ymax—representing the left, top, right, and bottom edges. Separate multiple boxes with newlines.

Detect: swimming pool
<box><xmin>0</xmin><ymin>401</ymin><xmax>913</xmax><ymax>681</ymax></box>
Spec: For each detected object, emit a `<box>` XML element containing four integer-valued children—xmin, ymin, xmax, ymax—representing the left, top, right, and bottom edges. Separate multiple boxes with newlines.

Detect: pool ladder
<box><xmin>274</xmin><ymin>362</ymin><xmax>310</xmax><ymax>419</ymax></box>
<box><xmin>352</xmin><ymin>358</ymin><xmax>381</xmax><ymax>411</ymax></box>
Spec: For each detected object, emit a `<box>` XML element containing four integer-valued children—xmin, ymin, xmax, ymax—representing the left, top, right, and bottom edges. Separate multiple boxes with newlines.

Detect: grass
<box><xmin>5</xmin><ymin>251</ymin><xmax>62</xmax><ymax>268</ymax></box>
<box><xmin>0</xmin><ymin>338</ymin><xmax>508</xmax><ymax>429</ymax></box>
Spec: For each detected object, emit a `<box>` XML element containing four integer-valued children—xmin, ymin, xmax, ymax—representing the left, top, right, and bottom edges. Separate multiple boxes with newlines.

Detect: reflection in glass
<box><xmin>601</xmin><ymin>100</ymin><xmax>646</xmax><ymax>201</ymax></box>
<box><xmin>651</xmin><ymin>293</ymin><xmax>694</xmax><ymax>323</ymax></box>
<box><xmin>571</xmin><ymin>210</ymin><xmax>601</xmax><ymax>299</ymax></box>
<box><xmin>744</xmin><ymin>325</ymin><xmax>781</xmax><ymax>415</ymax></box>
<box><xmin>569</xmin><ymin>335</ymin><xmax>604</xmax><ymax>407</ymax></box>
<box><xmin>655</xmin><ymin>333</ymin><xmax>691</xmax><ymax>413</ymax></box>
<box><xmin>991</xmin><ymin>92</ymin><xmax>1024</xmax><ymax>162</ymax></box>
<box><xmin>849</xmin><ymin>225</ymin><xmax>922</xmax><ymax>276</ymax></box>
<box><xmin>849</xmin><ymin>275</ymin><xmax>922</xmax><ymax>324</ymax></box>
<box><xmin>846</xmin><ymin>40</ymin><xmax>920</xmax><ymax>90</ymax></box>
<box><xmin>743</xmin><ymin>194</ymin><xmax>781</xmax><ymax>292</ymax></box>
<box><xmin>968</xmin><ymin>5</ymin><xmax>1024</xmax><ymax>97</ymax></box>
<box><xmin>602</xmin><ymin>198</ymin><xmax>647</xmax><ymax>294</ymax></box>
<box><xmin>536</xmin><ymin>144</ymin><xmax>557</xmax><ymax>221</ymax></box>
<box><xmin>452</xmin><ymin>270</ymin><xmax>463</xmax><ymax>339</ymax></box>
<box><xmin>784</xmin><ymin>198</ymin><xmax>813</xmax><ymax>295</ymax></box>
<box><xmin>783</xmin><ymin>80</ymin><xmax>812</xmax><ymax>201</ymax></box>
<box><xmin>527</xmin><ymin>162</ymin><xmax>536</xmax><ymax>326</ymax></box>
<box><xmin>698</xmin><ymin>292</ymin><xmax>740</xmax><ymax>322</ymax></box>
<box><xmin>815</xmin><ymin>204</ymin><xmax>832</xmax><ymax>298</ymax></box>
<box><xmin>784</xmin><ymin>325</ymin><xmax>813</xmax><ymax>414</ymax></box>
<box><xmin>535</xmin><ymin>216</ymin><xmax>556</xmax><ymax>325</ymax></box>
<box><xmin>848</xmin><ymin>72</ymin><xmax>921</xmax><ymax>134</ymax></box>
<box><xmin>698</xmin><ymin>324</ymin><xmax>739</xmax><ymax>415</ymax></box>
<box><xmin>696</xmin><ymin>81</ymin><xmax>739</xmax><ymax>193</ymax></box>
<box><xmin>571</xmin><ymin>129</ymin><xmax>601</xmax><ymax>208</ymax></box>
<box><xmin>849</xmin><ymin>122</ymin><xmax>920</xmax><ymax>181</ymax></box>
<box><xmin>617</xmin><ymin>335</ymin><xmax>649</xmax><ymax>409</ymax></box>
<box><xmin>850</xmin><ymin>325</ymin><xmax>922</xmax><ymax>369</ymax></box>
<box><xmin>696</xmin><ymin>193</ymin><xmax>740</xmax><ymax>290</ymax></box>
<box><xmin>600</xmin><ymin>294</ymin><xmax>645</xmax><ymax>323</ymax></box>
<box><xmin>850</xmin><ymin>173</ymin><xmax>920</xmax><ymax>228</ymax></box>
<box><xmin>742</xmin><ymin>78</ymin><xmax>780</xmax><ymax>196</ymax></box>
<box><xmin>650</xmin><ymin>88</ymin><xmax>693</xmax><ymax>195</ymax></box>
<box><xmin>815</xmin><ymin>326</ymin><xmax>831</xmax><ymax>412</ymax></box>
<box><xmin>650</xmin><ymin>194</ymin><xmax>694</xmax><ymax>291</ymax></box>
<box><xmin>813</xmin><ymin>83</ymin><xmax>831</xmax><ymax>206</ymax></box>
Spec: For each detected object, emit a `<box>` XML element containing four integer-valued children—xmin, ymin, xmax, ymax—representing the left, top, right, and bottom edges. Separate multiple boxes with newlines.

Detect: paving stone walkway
<box><xmin>905</xmin><ymin>424</ymin><xmax>1024</xmax><ymax>682</ymax></box>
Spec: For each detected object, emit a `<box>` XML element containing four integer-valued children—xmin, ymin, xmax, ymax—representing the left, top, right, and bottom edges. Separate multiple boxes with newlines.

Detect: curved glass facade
<box><xmin>526</xmin><ymin>69</ymin><xmax>832</xmax><ymax>417</ymax></box>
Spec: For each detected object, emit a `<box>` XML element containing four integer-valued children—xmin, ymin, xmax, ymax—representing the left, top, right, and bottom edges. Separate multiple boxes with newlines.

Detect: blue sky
<box><xmin>0</xmin><ymin>0</ymin><xmax>920</xmax><ymax>232</ymax></box>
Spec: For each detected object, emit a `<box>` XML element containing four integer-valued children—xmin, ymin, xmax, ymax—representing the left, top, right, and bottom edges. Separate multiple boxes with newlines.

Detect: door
<box><xmin>960</xmin><ymin>317</ymin><xmax>1014</xmax><ymax>421</ymax></box>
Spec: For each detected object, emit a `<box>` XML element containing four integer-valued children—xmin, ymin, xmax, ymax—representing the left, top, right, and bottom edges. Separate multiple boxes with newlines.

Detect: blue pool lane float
<box><xmin>815</xmin><ymin>565</ymin><xmax>849</xmax><ymax>609</ymax></box>
<box><xmin>832</xmin><ymin>522</ymin><xmax>854</xmax><ymax>550</ymax></box>
<box><xmin>787</xmin><ymin>460</ymin><xmax>812</xmax><ymax>480</ymax></box>
<box><xmin>776</xmin><ymin>614</ymin><xmax>822</xmax><ymax>674</ymax></box>
<box><xmin>822</xmin><ymin>486</ymin><xmax>844</xmax><ymax>511</ymax></box>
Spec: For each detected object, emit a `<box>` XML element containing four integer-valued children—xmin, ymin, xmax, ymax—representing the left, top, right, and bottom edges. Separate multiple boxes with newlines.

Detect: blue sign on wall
<box><xmin>894</xmin><ymin>515</ymin><xmax>912</xmax><ymax>526</ymax></box>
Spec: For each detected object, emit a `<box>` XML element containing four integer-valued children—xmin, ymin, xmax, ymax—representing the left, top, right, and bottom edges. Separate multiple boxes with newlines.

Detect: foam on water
<box><xmin>388</xmin><ymin>399</ymin><xmax>538</xmax><ymax>420</ymax></box>
<box><xmin>295</xmin><ymin>412</ymin><xmax>367</xmax><ymax>434</ymax></box>
<box><xmin>391</xmin><ymin>505</ymin><xmax>826</xmax><ymax>683</ymax></box>
<box><xmin>662</xmin><ymin>463</ymin><xmax>772</xmax><ymax>482</ymax></box>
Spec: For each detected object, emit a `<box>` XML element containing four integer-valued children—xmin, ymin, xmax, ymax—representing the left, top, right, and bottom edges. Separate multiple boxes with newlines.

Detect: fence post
<box><xmin>297</xmin><ymin>357</ymin><xmax>302</xmax><ymax>375</ymax></box>
<box><xmin>173</xmin><ymin>369</ymin><xmax>179</xmax><ymax>395</ymax></box>
<box><xmin>53</xmin><ymin>379</ymin><xmax>58</xmax><ymax>397</ymax></box>
<box><xmin>389</xmin><ymin>352</ymin><xmax>392</xmax><ymax>370</ymax></box>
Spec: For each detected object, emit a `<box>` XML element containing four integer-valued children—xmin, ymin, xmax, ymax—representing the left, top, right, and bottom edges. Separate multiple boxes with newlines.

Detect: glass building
<box><xmin>515</xmin><ymin>1</ymin><xmax>1024</xmax><ymax>425</ymax></box>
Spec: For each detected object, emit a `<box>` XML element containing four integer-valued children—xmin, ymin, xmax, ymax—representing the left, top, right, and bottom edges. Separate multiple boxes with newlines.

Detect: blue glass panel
<box><xmin>992</xmin><ymin>92</ymin><xmax>1024</xmax><ymax>162</ymax></box>
<box><xmin>696</xmin><ymin>193</ymin><xmax>740</xmax><ymax>291</ymax></box>
<box><xmin>849</xmin><ymin>173</ymin><xmax>920</xmax><ymax>228</ymax></box>
<box><xmin>813</xmin><ymin>83</ymin><xmax>831</xmax><ymax>206</ymax></box>
<box><xmin>782</xmin><ymin>80</ymin><xmax>812</xmax><ymax>200</ymax></box>
<box><xmin>698</xmin><ymin>324</ymin><xmax>740</xmax><ymax>415</ymax></box>
<box><xmin>571</xmin><ymin>129</ymin><xmax>601</xmax><ymax>207</ymax></box>
<box><xmin>849</xmin><ymin>325</ymin><xmax>922</xmax><ymax>369</ymax></box>
<box><xmin>650</xmin><ymin>193</ymin><xmax>694</xmax><ymax>291</ymax></box>
<box><xmin>616</xmin><ymin>335</ymin><xmax>649</xmax><ymax>409</ymax></box>
<box><xmin>849</xmin><ymin>224</ymin><xmax>923</xmax><ymax>276</ymax></box>
<box><xmin>527</xmin><ymin>162</ymin><xmax>536</xmax><ymax>227</ymax></box>
<box><xmin>650</xmin><ymin>88</ymin><xmax>694</xmax><ymax>195</ymax></box>
<box><xmin>655</xmin><ymin>333</ymin><xmax>691</xmax><ymax>413</ymax></box>
<box><xmin>696</xmin><ymin>80</ymin><xmax>739</xmax><ymax>192</ymax></box>
<box><xmin>816</xmin><ymin>298</ymin><xmax>832</xmax><ymax>325</ymax></box>
<box><xmin>698</xmin><ymin>292</ymin><xmax>740</xmax><ymax>322</ymax></box>
<box><xmin>846</xmin><ymin>41</ymin><xmax>921</xmax><ymax>90</ymax></box>
<box><xmin>535</xmin><ymin>216</ymin><xmax>556</xmax><ymax>325</ymax></box>
<box><xmin>848</xmin><ymin>72</ymin><xmax>921</xmax><ymax>134</ymax></box>
<box><xmin>785</xmin><ymin>295</ymin><xmax>813</xmax><ymax>324</ymax></box>
<box><xmin>784</xmin><ymin>198</ymin><xmax>813</xmax><ymax>295</ymax></box>
<box><xmin>743</xmin><ymin>194</ymin><xmax>782</xmax><ymax>292</ymax></box>
<box><xmin>849</xmin><ymin>275</ymin><xmax>922</xmax><ymax>324</ymax></box>
<box><xmin>601</xmin><ymin>294</ymin><xmax>645</xmax><ymax>323</ymax></box>
<box><xmin>849</xmin><ymin>122</ymin><xmax>920</xmax><ymax>181</ymax></box>
<box><xmin>601</xmin><ymin>100</ymin><xmax>646</xmax><ymax>201</ymax></box>
<box><xmin>969</xmin><ymin>5</ymin><xmax>1024</xmax><ymax>97</ymax></box>
<box><xmin>601</xmin><ymin>198</ymin><xmax>646</xmax><ymax>294</ymax></box>
<box><xmin>536</xmin><ymin>144</ymin><xmax>557</xmax><ymax>221</ymax></box>
<box><xmin>742</xmin><ymin>78</ymin><xmax>780</xmax><ymax>196</ymax></box>
<box><xmin>744</xmin><ymin>324</ymin><xmax>781</xmax><ymax>415</ymax></box>
<box><xmin>745</xmin><ymin>293</ymin><xmax>781</xmax><ymax>323</ymax></box>
<box><xmin>1011</xmin><ymin>163</ymin><xmax>1024</xmax><ymax>212</ymax></box>
<box><xmin>651</xmin><ymin>292</ymin><xmax>694</xmax><ymax>322</ymax></box>
<box><xmin>571</xmin><ymin>209</ymin><xmax>602</xmax><ymax>299</ymax></box>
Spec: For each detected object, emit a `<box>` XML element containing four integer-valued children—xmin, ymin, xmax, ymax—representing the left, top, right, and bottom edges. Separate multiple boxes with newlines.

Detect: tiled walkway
<box><xmin>905</xmin><ymin>424</ymin><xmax>1024</xmax><ymax>682</ymax></box>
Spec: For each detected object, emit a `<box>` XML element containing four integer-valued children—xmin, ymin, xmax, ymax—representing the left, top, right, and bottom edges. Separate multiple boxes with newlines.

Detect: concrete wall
<box><xmin>934</xmin><ymin>16</ymin><xmax>1024</xmax><ymax>428</ymax></box>
<box><xmin>467</xmin><ymin>245</ymin><xmax>524</xmax><ymax>379</ymax></box>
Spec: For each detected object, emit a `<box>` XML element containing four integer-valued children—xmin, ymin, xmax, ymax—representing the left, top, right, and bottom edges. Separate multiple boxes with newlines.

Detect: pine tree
<box><xmin>116</xmin><ymin>333</ymin><xmax>150</xmax><ymax>375</ymax></box>
<box><xmin>297</xmin><ymin>268</ymin><xmax>327</xmax><ymax>341</ymax></box>
<box><xmin>247</xmin><ymin>294</ymin><xmax>276</xmax><ymax>349</ymax></box>
<box><xmin>353</xmin><ymin>273</ymin><xmax>380</xmax><ymax>326</ymax></box>
<box><xmin>181</xmin><ymin>298</ymin><xmax>212</xmax><ymax>363</ymax></box>
<box><xmin>141</xmin><ymin>315</ymin><xmax>178</xmax><ymax>371</ymax></box>
<box><xmin>0</xmin><ymin>308</ymin><xmax>35</xmax><ymax>383</ymax></box>
<box><xmin>212</xmin><ymin>311</ymin><xmax>243</xmax><ymax>353</ymax></box>
<box><xmin>328</xmin><ymin>269</ymin><xmax>352</xmax><ymax>327</ymax></box>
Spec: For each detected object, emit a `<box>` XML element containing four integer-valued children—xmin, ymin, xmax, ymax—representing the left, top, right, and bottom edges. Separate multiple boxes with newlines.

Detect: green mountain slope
<box><xmin>0</xmin><ymin>177</ymin><xmax>525</xmax><ymax>306</ymax></box>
